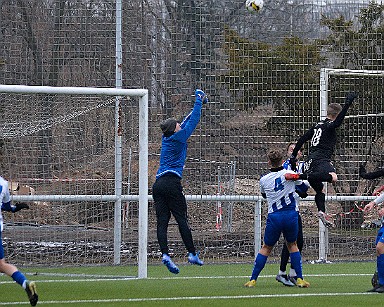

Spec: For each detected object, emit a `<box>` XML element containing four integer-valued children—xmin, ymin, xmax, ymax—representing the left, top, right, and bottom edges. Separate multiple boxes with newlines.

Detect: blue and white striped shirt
<box><xmin>260</xmin><ymin>168</ymin><xmax>307</xmax><ymax>214</ymax></box>
<box><xmin>0</xmin><ymin>176</ymin><xmax>11</xmax><ymax>232</ymax></box>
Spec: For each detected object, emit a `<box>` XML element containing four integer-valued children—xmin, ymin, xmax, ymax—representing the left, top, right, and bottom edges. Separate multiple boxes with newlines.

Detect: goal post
<box><xmin>0</xmin><ymin>84</ymin><xmax>149</xmax><ymax>278</ymax></box>
<box><xmin>319</xmin><ymin>68</ymin><xmax>384</xmax><ymax>261</ymax></box>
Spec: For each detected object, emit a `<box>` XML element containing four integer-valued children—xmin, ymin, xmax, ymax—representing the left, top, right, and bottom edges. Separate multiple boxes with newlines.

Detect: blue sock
<box><xmin>250</xmin><ymin>253</ymin><xmax>268</xmax><ymax>280</ymax></box>
<box><xmin>11</xmin><ymin>271</ymin><xmax>27</xmax><ymax>287</ymax></box>
<box><xmin>377</xmin><ymin>254</ymin><xmax>384</xmax><ymax>286</ymax></box>
<box><xmin>290</xmin><ymin>251</ymin><xmax>303</xmax><ymax>279</ymax></box>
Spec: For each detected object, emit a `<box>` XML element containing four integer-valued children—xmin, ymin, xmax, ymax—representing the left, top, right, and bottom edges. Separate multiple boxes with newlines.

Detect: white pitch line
<box><xmin>0</xmin><ymin>273</ymin><xmax>374</xmax><ymax>285</ymax></box>
<box><xmin>0</xmin><ymin>292</ymin><xmax>378</xmax><ymax>305</ymax></box>
<box><xmin>147</xmin><ymin>273</ymin><xmax>374</xmax><ymax>280</ymax></box>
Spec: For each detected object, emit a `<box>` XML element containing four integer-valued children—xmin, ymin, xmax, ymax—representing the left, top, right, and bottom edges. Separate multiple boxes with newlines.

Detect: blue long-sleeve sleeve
<box><xmin>174</xmin><ymin>100</ymin><xmax>202</xmax><ymax>142</ymax></box>
<box><xmin>156</xmin><ymin>99</ymin><xmax>203</xmax><ymax>179</ymax></box>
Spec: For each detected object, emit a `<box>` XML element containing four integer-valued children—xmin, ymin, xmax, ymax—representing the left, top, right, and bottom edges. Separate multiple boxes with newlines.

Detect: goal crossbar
<box><xmin>0</xmin><ymin>84</ymin><xmax>147</xmax><ymax>97</ymax></box>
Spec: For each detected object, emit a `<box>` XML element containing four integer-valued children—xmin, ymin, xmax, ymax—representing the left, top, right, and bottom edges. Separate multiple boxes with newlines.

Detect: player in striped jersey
<box><xmin>0</xmin><ymin>176</ymin><xmax>38</xmax><ymax>306</ymax></box>
<box><xmin>362</xmin><ymin>171</ymin><xmax>384</xmax><ymax>293</ymax></box>
<box><xmin>286</xmin><ymin>92</ymin><xmax>357</xmax><ymax>228</ymax></box>
<box><xmin>364</xmin><ymin>188</ymin><xmax>384</xmax><ymax>293</ymax></box>
<box><xmin>276</xmin><ymin>142</ymin><xmax>308</xmax><ymax>286</ymax></box>
<box><xmin>244</xmin><ymin>148</ymin><xmax>310</xmax><ymax>288</ymax></box>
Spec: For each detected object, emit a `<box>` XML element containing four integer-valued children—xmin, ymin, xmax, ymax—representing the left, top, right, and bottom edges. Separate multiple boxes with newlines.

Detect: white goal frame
<box><xmin>319</xmin><ymin>68</ymin><xmax>384</xmax><ymax>260</ymax></box>
<box><xmin>0</xmin><ymin>81</ymin><xmax>379</xmax><ymax>278</ymax></box>
<box><xmin>0</xmin><ymin>84</ymin><xmax>149</xmax><ymax>277</ymax></box>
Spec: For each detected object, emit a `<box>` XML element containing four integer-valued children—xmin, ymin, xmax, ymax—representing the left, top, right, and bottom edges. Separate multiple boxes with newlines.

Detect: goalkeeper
<box><xmin>0</xmin><ymin>176</ymin><xmax>38</xmax><ymax>306</ymax></box>
<box><xmin>152</xmin><ymin>89</ymin><xmax>207</xmax><ymax>274</ymax></box>
<box><xmin>285</xmin><ymin>92</ymin><xmax>357</xmax><ymax>228</ymax></box>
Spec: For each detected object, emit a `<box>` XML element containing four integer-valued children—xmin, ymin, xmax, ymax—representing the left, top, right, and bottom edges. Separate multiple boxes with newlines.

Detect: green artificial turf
<box><xmin>0</xmin><ymin>262</ymin><xmax>381</xmax><ymax>306</ymax></box>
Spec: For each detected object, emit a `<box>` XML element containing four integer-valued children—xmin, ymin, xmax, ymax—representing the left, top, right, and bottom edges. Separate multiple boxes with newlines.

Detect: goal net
<box><xmin>0</xmin><ymin>72</ymin><xmax>383</xmax><ymax>276</ymax></box>
<box><xmin>318</xmin><ymin>68</ymin><xmax>384</xmax><ymax>260</ymax></box>
<box><xmin>0</xmin><ymin>85</ymin><xmax>148</xmax><ymax>276</ymax></box>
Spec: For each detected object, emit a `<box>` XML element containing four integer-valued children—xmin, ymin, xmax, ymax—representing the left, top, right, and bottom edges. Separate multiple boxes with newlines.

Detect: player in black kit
<box><xmin>285</xmin><ymin>92</ymin><xmax>357</xmax><ymax>227</ymax></box>
<box><xmin>359</xmin><ymin>166</ymin><xmax>384</xmax><ymax>180</ymax></box>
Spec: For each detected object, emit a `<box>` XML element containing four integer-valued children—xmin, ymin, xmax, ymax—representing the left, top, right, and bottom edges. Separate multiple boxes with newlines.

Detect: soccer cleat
<box><xmin>284</xmin><ymin>173</ymin><xmax>300</xmax><ymax>181</ymax></box>
<box><xmin>318</xmin><ymin>211</ymin><xmax>335</xmax><ymax>228</ymax></box>
<box><xmin>372</xmin><ymin>271</ymin><xmax>379</xmax><ymax>288</ymax></box>
<box><xmin>25</xmin><ymin>281</ymin><xmax>38</xmax><ymax>306</ymax></box>
<box><xmin>188</xmin><ymin>252</ymin><xmax>204</xmax><ymax>266</ymax></box>
<box><xmin>367</xmin><ymin>284</ymin><xmax>384</xmax><ymax>293</ymax></box>
<box><xmin>296</xmin><ymin>278</ymin><xmax>310</xmax><ymax>288</ymax></box>
<box><xmin>244</xmin><ymin>280</ymin><xmax>256</xmax><ymax>288</ymax></box>
<box><xmin>367</xmin><ymin>283</ymin><xmax>384</xmax><ymax>293</ymax></box>
<box><xmin>288</xmin><ymin>275</ymin><xmax>298</xmax><ymax>286</ymax></box>
<box><xmin>276</xmin><ymin>274</ymin><xmax>295</xmax><ymax>287</ymax></box>
<box><xmin>162</xmin><ymin>254</ymin><xmax>180</xmax><ymax>274</ymax></box>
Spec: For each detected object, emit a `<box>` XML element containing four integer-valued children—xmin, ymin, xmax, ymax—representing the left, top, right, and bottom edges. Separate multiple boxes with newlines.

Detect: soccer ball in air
<box><xmin>245</xmin><ymin>0</ymin><xmax>264</xmax><ymax>13</ymax></box>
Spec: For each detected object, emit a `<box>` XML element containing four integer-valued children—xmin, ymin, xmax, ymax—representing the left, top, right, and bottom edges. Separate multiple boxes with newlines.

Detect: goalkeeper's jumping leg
<box><xmin>161</xmin><ymin>254</ymin><xmax>180</xmax><ymax>274</ymax></box>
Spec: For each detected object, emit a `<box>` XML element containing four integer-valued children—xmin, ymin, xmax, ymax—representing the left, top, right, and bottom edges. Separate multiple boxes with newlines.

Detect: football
<box><xmin>245</xmin><ymin>0</ymin><xmax>264</xmax><ymax>13</ymax></box>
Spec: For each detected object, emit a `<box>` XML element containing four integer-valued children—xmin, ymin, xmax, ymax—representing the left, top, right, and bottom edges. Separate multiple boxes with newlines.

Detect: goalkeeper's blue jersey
<box><xmin>260</xmin><ymin>168</ymin><xmax>304</xmax><ymax>214</ymax></box>
<box><xmin>156</xmin><ymin>100</ymin><xmax>202</xmax><ymax>179</ymax></box>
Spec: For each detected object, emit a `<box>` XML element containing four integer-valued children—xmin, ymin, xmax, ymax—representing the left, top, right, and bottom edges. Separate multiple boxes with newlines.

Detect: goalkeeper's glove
<box><xmin>345</xmin><ymin>92</ymin><xmax>357</xmax><ymax>105</ymax></box>
<box><xmin>195</xmin><ymin>89</ymin><xmax>208</xmax><ymax>104</ymax></box>
<box><xmin>289</xmin><ymin>155</ymin><xmax>297</xmax><ymax>172</ymax></box>
<box><xmin>13</xmin><ymin>203</ymin><xmax>30</xmax><ymax>212</ymax></box>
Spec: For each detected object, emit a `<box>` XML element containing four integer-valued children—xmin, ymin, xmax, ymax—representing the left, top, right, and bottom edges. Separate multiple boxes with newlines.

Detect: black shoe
<box><xmin>367</xmin><ymin>284</ymin><xmax>384</xmax><ymax>293</ymax></box>
<box><xmin>25</xmin><ymin>281</ymin><xmax>38</xmax><ymax>306</ymax></box>
<box><xmin>372</xmin><ymin>271</ymin><xmax>379</xmax><ymax>288</ymax></box>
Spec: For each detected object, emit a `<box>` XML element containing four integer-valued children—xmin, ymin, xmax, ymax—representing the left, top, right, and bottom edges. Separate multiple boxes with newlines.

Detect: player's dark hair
<box><xmin>327</xmin><ymin>103</ymin><xmax>342</xmax><ymax>117</ymax></box>
<box><xmin>286</xmin><ymin>142</ymin><xmax>303</xmax><ymax>155</ymax></box>
<box><xmin>267</xmin><ymin>148</ymin><xmax>284</xmax><ymax>167</ymax></box>
<box><xmin>286</xmin><ymin>142</ymin><xmax>295</xmax><ymax>152</ymax></box>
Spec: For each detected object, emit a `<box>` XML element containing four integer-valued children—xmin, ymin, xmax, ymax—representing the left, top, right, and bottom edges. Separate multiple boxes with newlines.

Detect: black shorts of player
<box><xmin>152</xmin><ymin>173</ymin><xmax>195</xmax><ymax>255</ymax></box>
<box><xmin>303</xmin><ymin>158</ymin><xmax>336</xmax><ymax>175</ymax></box>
